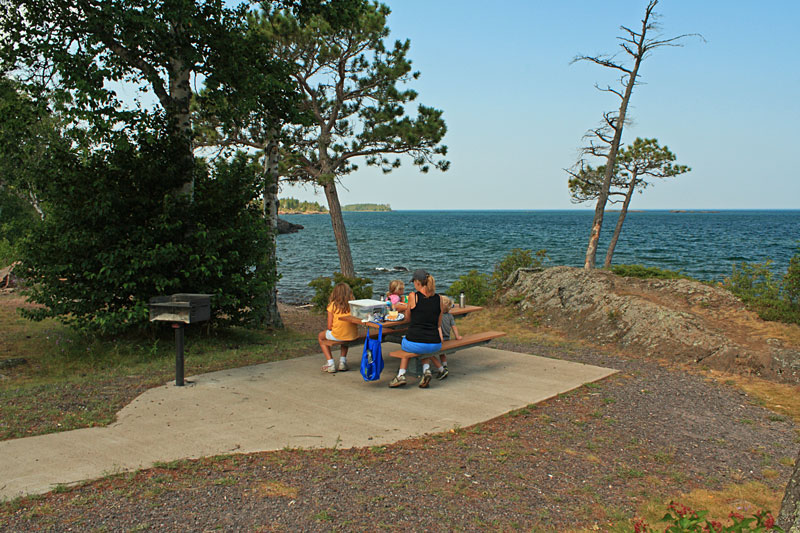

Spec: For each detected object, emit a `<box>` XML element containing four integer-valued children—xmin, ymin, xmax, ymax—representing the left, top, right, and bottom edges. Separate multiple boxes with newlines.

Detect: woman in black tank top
<box><xmin>390</xmin><ymin>269</ymin><xmax>447</xmax><ymax>388</ymax></box>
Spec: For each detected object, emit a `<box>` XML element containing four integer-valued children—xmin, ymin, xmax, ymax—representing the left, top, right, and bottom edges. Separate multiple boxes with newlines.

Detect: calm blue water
<box><xmin>277</xmin><ymin>210</ymin><xmax>800</xmax><ymax>303</ymax></box>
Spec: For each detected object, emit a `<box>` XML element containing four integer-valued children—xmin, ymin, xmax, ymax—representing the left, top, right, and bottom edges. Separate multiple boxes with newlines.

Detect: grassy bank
<box><xmin>0</xmin><ymin>294</ymin><xmax>319</xmax><ymax>440</ymax></box>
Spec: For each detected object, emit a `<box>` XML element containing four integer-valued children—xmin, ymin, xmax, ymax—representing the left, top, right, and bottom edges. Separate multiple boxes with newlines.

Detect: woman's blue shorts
<box><xmin>401</xmin><ymin>337</ymin><xmax>442</xmax><ymax>354</ymax></box>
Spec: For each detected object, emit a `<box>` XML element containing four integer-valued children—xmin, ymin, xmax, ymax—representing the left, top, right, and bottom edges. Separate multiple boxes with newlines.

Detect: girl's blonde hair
<box><xmin>329</xmin><ymin>282</ymin><xmax>354</xmax><ymax>314</ymax></box>
<box><xmin>442</xmin><ymin>296</ymin><xmax>453</xmax><ymax>312</ymax></box>
<box><xmin>386</xmin><ymin>280</ymin><xmax>404</xmax><ymax>299</ymax></box>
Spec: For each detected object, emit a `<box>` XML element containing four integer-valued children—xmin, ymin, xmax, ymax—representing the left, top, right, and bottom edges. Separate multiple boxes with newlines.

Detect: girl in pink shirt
<box><xmin>386</xmin><ymin>279</ymin><xmax>408</xmax><ymax>312</ymax></box>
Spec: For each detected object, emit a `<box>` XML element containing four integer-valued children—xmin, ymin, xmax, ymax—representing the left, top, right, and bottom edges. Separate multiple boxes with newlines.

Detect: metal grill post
<box><xmin>173</xmin><ymin>323</ymin><xmax>185</xmax><ymax>386</ymax></box>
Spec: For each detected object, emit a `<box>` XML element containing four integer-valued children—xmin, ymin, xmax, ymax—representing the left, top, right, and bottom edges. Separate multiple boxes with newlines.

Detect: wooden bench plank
<box><xmin>321</xmin><ymin>328</ymin><xmax>409</xmax><ymax>348</ymax></box>
<box><xmin>388</xmin><ymin>331</ymin><xmax>506</xmax><ymax>359</ymax></box>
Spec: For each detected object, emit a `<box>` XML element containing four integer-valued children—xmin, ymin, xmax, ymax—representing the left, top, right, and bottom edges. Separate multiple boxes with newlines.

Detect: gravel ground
<box><xmin>2</xmin><ymin>334</ymin><xmax>797</xmax><ymax>532</ymax></box>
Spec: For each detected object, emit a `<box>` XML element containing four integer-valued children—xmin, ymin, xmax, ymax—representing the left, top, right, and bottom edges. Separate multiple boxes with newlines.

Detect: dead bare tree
<box><xmin>573</xmin><ymin>0</ymin><xmax>699</xmax><ymax>269</ymax></box>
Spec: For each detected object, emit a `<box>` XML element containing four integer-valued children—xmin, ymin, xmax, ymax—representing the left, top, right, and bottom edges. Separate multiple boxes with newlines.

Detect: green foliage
<box><xmin>783</xmin><ymin>250</ymin><xmax>800</xmax><ymax>308</ymax></box>
<box><xmin>0</xmin><ymin>77</ymin><xmax>56</xmax><ymax>264</ymax></box>
<box><xmin>309</xmin><ymin>273</ymin><xmax>373</xmax><ymax>312</ymax></box>
<box><xmin>447</xmin><ymin>270</ymin><xmax>491</xmax><ymax>307</ymax></box>
<box><xmin>633</xmin><ymin>501</ymin><xmax>781</xmax><ymax>532</ymax></box>
<box><xmin>342</xmin><ymin>203</ymin><xmax>391</xmax><ymax>212</ymax></box>
<box><xmin>265</xmin><ymin>1</ymin><xmax>450</xmax><ymax>180</ymax></box>
<box><xmin>279</xmin><ymin>197</ymin><xmax>327</xmax><ymax>213</ymax></box>
<box><xmin>0</xmin><ymin>190</ymin><xmax>39</xmax><ymax>265</ymax></box>
<box><xmin>568</xmin><ymin>138</ymin><xmax>690</xmax><ymax>204</ymax></box>
<box><xmin>610</xmin><ymin>264</ymin><xmax>693</xmax><ymax>280</ymax></box>
<box><xmin>490</xmin><ymin>249</ymin><xmax>548</xmax><ymax>291</ymax></box>
<box><xmin>723</xmin><ymin>250</ymin><xmax>800</xmax><ymax>325</ymax></box>
<box><xmin>19</xmin><ymin>127</ymin><xmax>276</xmax><ymax>335</ymax></box>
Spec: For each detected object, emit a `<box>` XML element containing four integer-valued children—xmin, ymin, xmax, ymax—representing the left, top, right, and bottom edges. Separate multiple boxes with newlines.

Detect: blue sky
<box><xmin>280</xmin><ymin>1</ymin><xmax>800</xmax><ymax>210</ymax></box>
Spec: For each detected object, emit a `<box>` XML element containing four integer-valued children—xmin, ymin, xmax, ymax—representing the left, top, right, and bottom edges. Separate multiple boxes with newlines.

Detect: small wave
<box><xmin>375</xmin><ymin>266</ymin><xmax>409</xmax><ymax>273</ymax></box>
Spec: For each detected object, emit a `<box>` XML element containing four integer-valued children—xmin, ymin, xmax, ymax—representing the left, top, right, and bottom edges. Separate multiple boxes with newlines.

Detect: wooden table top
<box><xmin>340</xmin><ymin>304</ymin><xmax>483</xmax><ymax>329</ymax></box>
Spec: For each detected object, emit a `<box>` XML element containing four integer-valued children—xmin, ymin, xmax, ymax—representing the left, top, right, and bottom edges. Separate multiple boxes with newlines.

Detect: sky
<box><xmin>279</xmin><ymin>0</ymin><xmax>800</xmax><ymax>210</ymax></box>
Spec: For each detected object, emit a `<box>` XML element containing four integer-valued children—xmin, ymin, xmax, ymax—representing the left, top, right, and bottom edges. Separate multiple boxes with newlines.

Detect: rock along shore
<box><xmin>502</xmin><ymin>266</ymin><xmax>800</xmax><ymax>383</ymax></box>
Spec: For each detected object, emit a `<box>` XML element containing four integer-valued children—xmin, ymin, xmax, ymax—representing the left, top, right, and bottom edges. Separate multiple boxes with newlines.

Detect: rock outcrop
<box><xmin>502</xmin><ymin>266</ymin><xmax>800</xmax><ymax>382</ymax></box>
<box><xmin>277</xmin><ymin>218</ymin><xmax>304</xmax><ymax>234</ymax></box>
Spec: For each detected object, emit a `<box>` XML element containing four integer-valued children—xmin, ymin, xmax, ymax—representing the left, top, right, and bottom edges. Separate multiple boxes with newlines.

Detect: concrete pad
<box><xmin>0</xmin><ymin>345</ymin><xmax>615</xmax><ymax>500</ymax></box>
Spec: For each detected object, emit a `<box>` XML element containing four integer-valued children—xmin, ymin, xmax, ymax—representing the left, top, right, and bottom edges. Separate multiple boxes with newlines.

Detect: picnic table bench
<box><xmin>319</xmin><ymin>327</ymin><xmax>408</xmax><ymax>349</ymax></box>
<box><xmin>387</xmin><ymin>330</ymin><xmax>506</xmax><ymax>360</ymax></box>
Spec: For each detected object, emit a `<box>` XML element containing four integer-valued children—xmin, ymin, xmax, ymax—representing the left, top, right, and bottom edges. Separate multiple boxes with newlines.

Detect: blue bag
<box><xmin>360</xmin><ymin>322</ymin><xmax>384</xmax><ymax>381</ymax></box>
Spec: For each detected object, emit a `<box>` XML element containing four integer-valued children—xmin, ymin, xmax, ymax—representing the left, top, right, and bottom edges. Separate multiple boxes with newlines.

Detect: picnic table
<box><xmin>328</xmin><ymin>304</ymin><xmax>505</xmax><ymax>377</ymax></box>
<box><xmin>339</xmin><ymin>304</ymin><xmax>484</xmax><ymax>332</ymax></box>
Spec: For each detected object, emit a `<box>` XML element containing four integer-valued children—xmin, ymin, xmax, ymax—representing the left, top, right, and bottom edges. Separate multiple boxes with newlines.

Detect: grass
<box><xmin>0</xmin><ymin>294</ymin><xmax>319</xmax><ymax>440</ymax></box>
<box><xmin>630</xmin><ymin>481</ymin><xmax>782</xmax><ymax>530</ymax></box>
<box><xmin>454</xmin><ymin>303</ymin><xmax>569</xmax><ymax>346</ymax></box>
<box><xmin>704</xmin><ymin>369</ymin><xmax>800</xmax><ymax>424</ymax></box>
<box><xmin>609</xmin><ymin>264</ymin><xmax>695</xmax><ymax>281</ymax></box>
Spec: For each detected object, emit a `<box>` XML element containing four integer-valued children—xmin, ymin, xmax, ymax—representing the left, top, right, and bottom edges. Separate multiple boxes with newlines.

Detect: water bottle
<box><xmin>459</xmin><ymin>292</ymin><xmax>465</xmax><ymax>308</ymax></box>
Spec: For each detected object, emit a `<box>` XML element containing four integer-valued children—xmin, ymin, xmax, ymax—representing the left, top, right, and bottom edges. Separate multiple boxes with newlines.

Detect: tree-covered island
<box><xmin>278</xmin><ymin>198</ymin><xmax>328</xmax><ymax>214</ymax></box>
<box><xmin>342</xmin><ymin>203</ymin><xmax>392</xmax><ymax>212</ymax></box>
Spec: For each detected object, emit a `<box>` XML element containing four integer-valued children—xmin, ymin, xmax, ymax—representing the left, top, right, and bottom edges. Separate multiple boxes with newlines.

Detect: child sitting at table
<box><xmin>317</xmin><ymin>282</ymin><xmax>359</xmax><ymax>373</ymax></box>
<box><xmin>437</xmin><ymin>296</ymin><xmax>463</xmax><ymax>380</ymax></box>
<box><xmin>385</xmin><ymin>279</ymin><xmax>408</xmax><ymax>312</ymax></box>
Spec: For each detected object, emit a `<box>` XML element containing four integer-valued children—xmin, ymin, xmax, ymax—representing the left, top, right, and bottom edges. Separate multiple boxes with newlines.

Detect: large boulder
<box><xmin>502</xmin><ymin>266</ymin><xmax>800</xmax><ymax>382</ymax></box>
<box><xmin>277</xmin><ymin>218</ymin><xmax>303</xmax><ymax>234</ymax></box>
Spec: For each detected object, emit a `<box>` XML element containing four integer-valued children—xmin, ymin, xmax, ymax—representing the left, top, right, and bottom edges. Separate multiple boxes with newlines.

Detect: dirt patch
<box><xmin>278</xmin><ymin>302</ymin><xmax>326</xmax><ymax>336</ymax></box>
<box><xmin>503</xmin><ymin>266</ymin><xmax>800</xmax><ymax>383</ymax></box>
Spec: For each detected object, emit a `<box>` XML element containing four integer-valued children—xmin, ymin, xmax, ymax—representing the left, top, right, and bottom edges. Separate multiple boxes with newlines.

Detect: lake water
<box><xmin>276</xmin><ymin>210</ymin><xmax>800</xmax><ymax>303</ymax></box>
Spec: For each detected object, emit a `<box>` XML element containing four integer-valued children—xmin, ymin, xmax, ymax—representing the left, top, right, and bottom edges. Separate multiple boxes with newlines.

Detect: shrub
<box><xmin>723</xmin><ymin>253</ymin><xmax>800</xmax><ymax>325</ymax></box>
<box><xmin>0</xmin><ymin>180</ymin><xmax>41</xmax><ymax>267</ymax></box>
<box><xmin>611</xmin><ymin>264</ymin><xmax>692</xmax><ymax>280</ymax></box>
<box><xmin>19</xmin><ymin>128</ymin><xmax>277</xmax><ymax>335</ymax></box>
<box><xmin>309</xmin><ymin>273</ymin><xmax>373</xmax><ymax>313</ymax></box>
<box><xmin>447</xmin><ymin>270</ymin><xmax>491</xmax><ymax>306</ymax></box>
<box><xmin>633</xmin><ymin>501</ymin><xmax>781</xmax><ymax>532</ymax></box>
<box><xmin>783</xmin><ymin>248</ymin><xmax>800</xmax><ymax>308</ymax></box>
<box><xmin>0</xmin><ymin>238</ymin><xmax>15</xmax><ymax>267</ymax></box>
<box><xmin>490</xmin><ymin>248</ymin><xmax>548</xmax><ymax>291</ymax></box>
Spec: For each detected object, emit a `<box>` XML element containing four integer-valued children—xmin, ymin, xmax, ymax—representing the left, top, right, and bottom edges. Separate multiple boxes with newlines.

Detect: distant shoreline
<box><xmin>279</xmin><ymin>208</ymin><xmax>800</xmax><ymax>214</ymax></box>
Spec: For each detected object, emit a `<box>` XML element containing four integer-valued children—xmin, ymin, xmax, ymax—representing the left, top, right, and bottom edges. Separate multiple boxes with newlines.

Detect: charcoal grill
<box><xmin>149</xmin><ymin>294</ymin><xmax>212</xmax><ymax>386</ymax></box>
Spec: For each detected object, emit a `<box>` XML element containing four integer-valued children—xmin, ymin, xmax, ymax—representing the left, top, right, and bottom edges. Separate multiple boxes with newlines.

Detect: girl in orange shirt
<box><xmin>317</xmin><ymin>282</ymin><xmax>359</xmax><ymax>373</ymax></box>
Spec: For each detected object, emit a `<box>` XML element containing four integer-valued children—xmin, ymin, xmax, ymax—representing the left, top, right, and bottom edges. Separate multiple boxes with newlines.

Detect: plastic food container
<box><xmin>349</xmin><ymin>299</ymin><xmax>388</xmax><ymax>319</ymax></box>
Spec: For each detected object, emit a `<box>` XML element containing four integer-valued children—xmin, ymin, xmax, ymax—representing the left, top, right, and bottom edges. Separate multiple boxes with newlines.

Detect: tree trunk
<box><xmin>323</xmin><ymin>181</ymin><xmax>355</xmax><ymax>278</ymax></box>
<box><xmin>603</xmin><ymin>176</ymin><xmax>637</xmax><ymax>268</ymax></box>
<box><xmin>583</xmin><ymin>6</ymin><xmax>652</xmax><ymax>270</ymax></box>
<box><xmin>778</xmin><ymin>446</ymin><xmax>800</xmax><ymax>531</ymax></box>
<box><xmin>261</xmin><ymin>136</ymin><xmax>283</xmax><ymax>329</ymax></box>
<box><xmin>167</xmin><ymin>59</ymin><xmax>194</xmax><ymax>197</ymax></box>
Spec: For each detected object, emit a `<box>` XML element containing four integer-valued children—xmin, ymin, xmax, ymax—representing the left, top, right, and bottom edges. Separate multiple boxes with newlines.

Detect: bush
<box><xmin>723</xmin><ymin>255</ymin><xmax>800</xmax><ymax>325</ymax></box>
<box><xmin>0</xmin><ymin>182</ymin><xmax>41</xmax><ymax>267</ymax></box>
<box><xmin>633</xmin><ymin>501</ymin><xmax>781</xmax><ymax>532</ymax></box>
<box><xmin>309</xmin><ymin>273</ymin><xmax>373</xmax><ymax>313</ymax></box>
<box><xmin>0</xmin><ymin>238</ymin><xmax>15</xmax><ymax>267</ymax></box>
<box><xmin>19</xmin><ymin>128</ymin><xmax>277</xmax><ymax>335</ymax></box>
<box><xmin>490</xmin><ymin>248</ymin><xmax>548</xmax><ymax>291</ymax></box>
<box><xmin>610</xmin><ymin>264</ymin><xmax>692</xmax><ymax>280</ymax></box>
<box><xmin>784</xmin><ymin>248</ymin><xmax>800</xmax><ymax>308</ymax></box>
<box><xmin>447</xmin><ymin>270</ymin><xmax>491</xmax><ymax>306</ymax></box>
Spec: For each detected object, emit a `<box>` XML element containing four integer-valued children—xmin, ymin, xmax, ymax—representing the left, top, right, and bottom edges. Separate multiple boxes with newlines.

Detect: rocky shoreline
<box><xmin>502</xmin><ymin>266</ymin><xmax>800</xmax><ymax>383</ymax></box>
